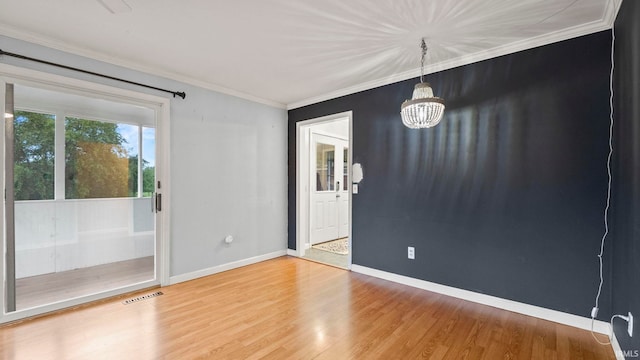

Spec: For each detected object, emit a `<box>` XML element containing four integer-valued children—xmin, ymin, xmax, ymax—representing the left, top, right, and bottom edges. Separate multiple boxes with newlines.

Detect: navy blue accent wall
<box><xmin>612</xmin><ymin>0</ymin><xmax>640</xmax><ymax>356</ymax></box>
<box><xmin>288</xmin><ymin>32</ymin><xmax>612</xmax><ymax>317</ymax></box>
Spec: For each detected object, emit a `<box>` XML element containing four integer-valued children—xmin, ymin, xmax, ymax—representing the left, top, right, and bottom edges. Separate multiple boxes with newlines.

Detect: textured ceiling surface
<box><xmin>0</xmin><ymin>0</ymin><xmax>617</xmax><ymax>108</ymax></box>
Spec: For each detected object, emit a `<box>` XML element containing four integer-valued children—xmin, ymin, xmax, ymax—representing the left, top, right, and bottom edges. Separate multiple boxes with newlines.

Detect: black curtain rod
<box><xmin>0</xmin><ymin>49</ymin><xmax>186</xmax><ymax>99</ymax></box>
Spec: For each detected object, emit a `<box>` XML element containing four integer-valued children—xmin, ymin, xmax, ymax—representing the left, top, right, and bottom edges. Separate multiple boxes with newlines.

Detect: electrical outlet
<box><xmin>629</xmin><ymin>312</ymin><xmax>634</xmax><ymax>337</ymax></box>
<box><xmin>407</xmin><ymin>246</ymin><xmax>415</xmax><ymax>260</ymax></box>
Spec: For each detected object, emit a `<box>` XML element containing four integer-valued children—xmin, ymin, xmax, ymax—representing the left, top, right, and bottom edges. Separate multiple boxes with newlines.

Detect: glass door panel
<box><xmin>5</xmin><ymin>82</ymin><xmax>158</xmax><ymax>312</ymax></box>
<box><xmin>343</xmin><ymin>148</ymin><xmax>348</xmax><ymax>191</ymax></box>
<box><xmin>316</xmin><ymin>143</ymin><xmax>335</xmax><ymax>191</ymax></box>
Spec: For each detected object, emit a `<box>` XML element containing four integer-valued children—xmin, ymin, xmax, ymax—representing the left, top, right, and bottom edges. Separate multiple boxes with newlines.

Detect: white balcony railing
<box><xmin>14</xmin><ymin>197</ymin><xmax>154</xmax><ymax>278</ymax></box>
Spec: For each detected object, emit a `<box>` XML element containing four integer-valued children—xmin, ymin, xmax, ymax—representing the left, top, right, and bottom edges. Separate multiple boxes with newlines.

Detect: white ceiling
<box><xmin>0</xmin><ymin>0</ymin><xmax>619</xmax><ymax>109</ymax></box>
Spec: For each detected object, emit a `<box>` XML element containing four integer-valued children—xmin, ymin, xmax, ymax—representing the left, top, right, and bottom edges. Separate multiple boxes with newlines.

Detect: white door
<box><xmin>310</xmin><ymin>133</ymin><xmax>349</xmax><ymax>245</ymax></box>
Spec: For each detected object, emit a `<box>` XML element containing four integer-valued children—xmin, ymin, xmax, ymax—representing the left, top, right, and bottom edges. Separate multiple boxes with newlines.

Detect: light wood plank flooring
<box><xmin>15</xmin><ymin>256</ymin><xmax>154</xmax><ymax>310</ymax></box>
<box><xmin>0</xmin><ymin>256</ymin><xmax>615</xmax><ymax>359</ymax></box>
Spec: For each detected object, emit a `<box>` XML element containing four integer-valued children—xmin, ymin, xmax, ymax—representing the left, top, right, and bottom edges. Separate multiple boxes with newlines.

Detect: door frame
<box><xmin>0</xmin><ymin>63</ymin><xmax>171</xmax><ymax>323</ymax></box>
<box><xmin>296</xmin><ymin>111</ymin><xmax>352</xmax><ymax>268</ymax></box>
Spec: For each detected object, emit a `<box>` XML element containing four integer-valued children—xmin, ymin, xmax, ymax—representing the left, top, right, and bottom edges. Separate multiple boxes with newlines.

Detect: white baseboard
<box><xmin>286</xmin><ymin>249</ymin><xmax>298</xmax><ymax>256</ymax></box>
<box><xmin>169</xmin><ymin>250</ymin><xmax>286</xmax><ymax>285</ymax></box>
<box><xmin>351</xmin><ymin>264</ymin><xmax>611</xmax><ymax>335</ymax></box>
<box><xmin>610</xmin><ymin>331</ymin><xmax>625</xmax><ymax>360</ymax></box>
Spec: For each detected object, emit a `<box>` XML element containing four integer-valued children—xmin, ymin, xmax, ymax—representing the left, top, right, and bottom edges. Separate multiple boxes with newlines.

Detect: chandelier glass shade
<box><xmin>400</xmin><ymin>39</ymin><xmax>445</xmax><ymax>129</ymax></box>
<box><xmin>401</xmin><ymin>83</ymin><xmax>445</xmax><ymax>128</ymax></box>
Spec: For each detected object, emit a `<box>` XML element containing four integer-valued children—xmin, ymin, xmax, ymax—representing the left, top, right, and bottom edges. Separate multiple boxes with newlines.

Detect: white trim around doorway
<box><xmin>295</xmin><ymin>111</ymin><xmax>353</xmax><ymax>269</ymax></box>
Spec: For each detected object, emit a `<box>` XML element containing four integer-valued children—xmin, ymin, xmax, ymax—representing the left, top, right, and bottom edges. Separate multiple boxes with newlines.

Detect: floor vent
<box><xmin>123</xmin><ymin>291</ymin><xmax>163</xmax><ymax>305</ymax></box>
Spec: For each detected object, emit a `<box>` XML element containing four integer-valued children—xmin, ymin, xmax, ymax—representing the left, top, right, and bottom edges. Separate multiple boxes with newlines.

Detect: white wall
<box><xmin>0</xmin><ymin>35</ymin><xmax>288</xmax><ymax>278</ymax></box>
<box><xmin>169</xmin><ymin>88</ymin><xmax>287</xmax><ymax>276</ymax></box>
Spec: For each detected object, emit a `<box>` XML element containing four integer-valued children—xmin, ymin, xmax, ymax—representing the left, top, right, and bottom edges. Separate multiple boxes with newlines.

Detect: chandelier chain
<box><xmin>420</xmin><ymin>38</ymin><xmax>427</xmax><ymax>83</ymax></box>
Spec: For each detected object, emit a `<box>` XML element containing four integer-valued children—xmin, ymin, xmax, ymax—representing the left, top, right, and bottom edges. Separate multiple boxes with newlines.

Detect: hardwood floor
<box><xmin>0</xmin><ymin>256</ymin><xmax>615</xmax><ymax>359</ymax></box>
<box><xmin>15</xmin><ymin>256</ymin><xmax>154</xmax><ymax>310</ymax></box>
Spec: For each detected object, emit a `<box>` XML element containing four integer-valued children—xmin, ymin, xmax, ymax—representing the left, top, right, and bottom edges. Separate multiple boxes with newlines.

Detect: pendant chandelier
<box><xmin>400</xmin><ymin>39</ymin><xmax>445</xmax><ymax>129</ymax></box>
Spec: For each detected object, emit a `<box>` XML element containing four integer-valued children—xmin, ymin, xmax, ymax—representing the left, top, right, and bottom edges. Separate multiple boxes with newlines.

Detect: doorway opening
<box><xmin>296</xmin><ymin>112</ymin><xmax>352</xmax><ymax>269</ymax></box>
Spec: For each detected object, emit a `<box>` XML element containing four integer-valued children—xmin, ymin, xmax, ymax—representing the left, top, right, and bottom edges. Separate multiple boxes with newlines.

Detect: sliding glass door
<box><xmin>1</xmin><ymin>74</ymin><xmax>167</xmax><ymax>317</ymax></box>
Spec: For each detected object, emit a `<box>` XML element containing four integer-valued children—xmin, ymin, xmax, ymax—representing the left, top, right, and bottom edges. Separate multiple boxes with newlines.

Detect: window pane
<box><xmin>117</xmin><ymin>123</ymin><xmax>140</xmax><ymax>197</ymax></box>
<box><xmin>14</xmin><ymin>110</ymin><xmax>55</xmax><ymax>200</ymax></box>
<box><xmin>316</xmin><ymin>143</ymin><xmax>334</xmax><ymax>191</ymax></box>
<box><xmin>343</xmin><ymin>148</ymin><xmax>348</xmax><ymax>191</ymax></box>
<box><xmin>65</xmin><ymin>117</ymin><xmax>138</xmax><ymax>199</ymax></box>
<box><xmin>142</xmin><ymin>127</ymin><xmax>155</xmax><ymax>197</ymax></box>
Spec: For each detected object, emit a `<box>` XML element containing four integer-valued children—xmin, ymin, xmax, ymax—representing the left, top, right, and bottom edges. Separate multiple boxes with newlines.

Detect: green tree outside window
<box><xmin>13</xmin><ymin>111</ymin><xmax>154</xmax><ymax>200</ymax></box>
<box><xmin>13</xmin><ymin>111</ymin><xmax>55</xmax><ymax>200</ymax></box>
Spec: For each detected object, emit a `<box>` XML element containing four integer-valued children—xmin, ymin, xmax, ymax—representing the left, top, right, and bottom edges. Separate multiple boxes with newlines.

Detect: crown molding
<box><xmin>287</xmin><ymin>16</ymin><xmax>617</xmax><ymax>110</ymax></box>
<box><xmin>603</xmin><ymin>0</ymin><xmax>623</xmax><ymax>28</ymax></box>
<box><xmin>0</xmin><ymin>25</ymin><xmax>286</xmax><ymax>109</ymax></box>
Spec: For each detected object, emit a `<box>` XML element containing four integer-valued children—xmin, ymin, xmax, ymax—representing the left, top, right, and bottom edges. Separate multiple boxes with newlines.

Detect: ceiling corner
<box><xmin>603</xmin><ymin>0</ymin><xmax>623</xmax><ymax>27</ymax></box>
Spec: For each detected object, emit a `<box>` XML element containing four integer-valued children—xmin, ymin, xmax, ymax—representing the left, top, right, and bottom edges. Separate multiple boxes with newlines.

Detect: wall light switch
<box><xmin>352</xmin><ymin>184</ymin><xmax>358</xmax><ymax>194</ymax></box>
